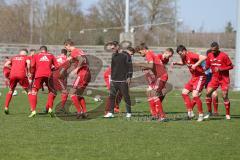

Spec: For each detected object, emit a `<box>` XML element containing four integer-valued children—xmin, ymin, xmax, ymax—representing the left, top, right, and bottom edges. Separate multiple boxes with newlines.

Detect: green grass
<box><xmin>0</xmin><ymin>88</ymin><xmax>240</xmax><ymax>160</ymax></box>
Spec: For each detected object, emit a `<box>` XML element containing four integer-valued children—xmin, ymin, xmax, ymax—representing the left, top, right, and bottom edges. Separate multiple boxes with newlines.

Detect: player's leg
<box><xmin>119</xmin><ymin>82</ymin><xmax>131</xmax><ymax>118</ymax></box>
<box><xmin>104</xmin><ymin>81</ymin><xmax>118</xmax><ymax>118</ymax></box>
<box><xmin>204</xmin><ymin>87</ymin><xmax>217</xmax><ymax>119</ymax></box>
<box><xmin>192</xmin><ymin>76</ymin><xmax>206</xmax><ymax>121</ymax></box>
<box><xmin>4</xmin><ymin>78</ymin><xmax>17</xmax><ymax>114</ymax></box>
<box><xmin>68</xmin><ymin>86</ymin><xmax>82</xmax><ymax>118</ymax></box>
<box><xmin>192</xmin><ymin>90</ymin><xmax>204</xmax><ymax>122</ymax></box>
<box><xmin>212</xmin><ymin>91</ymin><xmax>218</xmax><ymax>115</ymax></box>
<box><xmin>221</xmin><ymin>81</ymin><xmax>231</xmax><ymax>120</ymax></box>
<box><xmin>76</xmin><ymin>88</ymin><xmax>88</xmax><ymax>118</ymax></box>
<box><xmin>28</xmin><ymin>78</ymin><xmax>42</xmax><ymax>117</ymax></box>
<box><xmin>76</xmin><ymin>70</ymin><xmax>91</xmax><ymax>118</ymax></box>
<box><xmin>205</xmin><ymin>77</ymin><xmax>219</xmax><ymax>117</ymax></box>
<box><xmin>147</xmin><ymin>88</ymin><xmax>158</xmax><ymax>119</ymax></box>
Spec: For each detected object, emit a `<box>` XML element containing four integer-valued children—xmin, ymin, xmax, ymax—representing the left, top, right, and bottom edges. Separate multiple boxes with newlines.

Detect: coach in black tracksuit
<box><xmin>109</xmin><ymin>42</ymin><xmax>133</xmax><ymax>116</ymax></box>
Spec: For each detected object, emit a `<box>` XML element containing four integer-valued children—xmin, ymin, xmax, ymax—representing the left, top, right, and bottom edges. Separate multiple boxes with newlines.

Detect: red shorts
<box><xmin>185</xmin><ymin>76</ymin><xmax>206</xmax><ymax>92</ymax></box>
<box><xmin>207</xmin><ymin>76</ymin><xmax>230</xmax><ymax>91</ymax></box>
<box><xmin>9</xmin><ymin>77</ymin><xmax>29</xmax><ymax>90</ymax></box>
<box><xmin>32</xmin><ymin>77</ymin><xmax>49</xmax><ymax>91</ymax></box>
<box><xmin>3</xmin><ymin>67</ymin><xmax>10</xmax><ymax>79</ymax></box>
<box><xmin>73</xmin><ymin>69</ymin><xmax>91</xmax><ymax>89</ymax></box>
<box><xmin>145</xmin><ymin>71</ymin><xmax>167</xmax><ymax>92</ymax></box>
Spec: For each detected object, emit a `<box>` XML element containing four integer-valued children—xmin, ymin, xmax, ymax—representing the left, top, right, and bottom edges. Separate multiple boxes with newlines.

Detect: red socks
<box><xmin>205</xmin><ymin>97</ymin><xmax>212</xmax><ymax>113</ymax></box>
<box><xmin>193</xmin><ymin>97</ymin><xmax>203</xmax><ymax>114</ymax></box>
<box><xmin>212</xmin><ymin>96</ymin><xmax>218</xmax><ymax>113</ymax></box>
<box><xmin>148</xmin><ymin>98</ymin><xmax>157</xmax><ymax>117</ymax></box>
<box><xmin>5</xmin><ymin>92</ymin><xmax>13</xmax><ymax>109</ymax></box>
<box><xmin>71</xmin><ymin>95</ymin><xmax>82</xmax><ymax>113</ymax></box>
<box><xmin>155</xmin><ymin>98</ymin><xmax>165</xmax><ymax>118</ymax></box>
<box><xmin>61</xmin><ymin>93</ymin><xmax>68</xmax><ymax>108</ymax></box>
<box><xmin>182</xmin><ymin>94</ymin><xmax>193</xmax><ymax>111</ymax></box>
<box><xmin>78</xmin><ymin>96</ymin><xmax>87</xmax><ymax>113</ymax></box>
<box><xmin>224</xmin><ymin>101</ymin><xmax>230</xmax><ymax>115</ymax></box>
<box><xmin>46</xmin><ymin>92</ymin><xmax>56</xmax><ymax>110</ymax></box>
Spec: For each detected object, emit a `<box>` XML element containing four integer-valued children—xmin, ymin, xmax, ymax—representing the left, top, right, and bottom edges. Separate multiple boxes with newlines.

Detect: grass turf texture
<box><xmin>0</xmin><ymin>88</ymin><xmax>240</xmax><ymax>160</ymax></box>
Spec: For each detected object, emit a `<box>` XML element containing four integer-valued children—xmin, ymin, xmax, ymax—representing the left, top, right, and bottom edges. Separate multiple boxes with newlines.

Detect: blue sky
<box><xmin>80</xmin><ymin>0</ymin><xmax>237</xmax><ymax>32</ymax></box>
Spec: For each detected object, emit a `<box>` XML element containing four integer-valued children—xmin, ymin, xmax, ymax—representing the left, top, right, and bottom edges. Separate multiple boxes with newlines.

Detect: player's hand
<box><xmin>191</xmin><ymin>64</ymin><xmax>198</xmax><ymax>70</ymax></box>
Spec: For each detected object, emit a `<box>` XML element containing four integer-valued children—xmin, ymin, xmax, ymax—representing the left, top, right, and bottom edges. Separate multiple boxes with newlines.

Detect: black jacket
<box><xmin>111</xmin><ymin>51</ymin><xmax>133</xmax><ymax>81</ymax></box>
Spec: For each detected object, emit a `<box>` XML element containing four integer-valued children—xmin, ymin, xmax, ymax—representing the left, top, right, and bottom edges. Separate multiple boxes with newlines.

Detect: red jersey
<box><xmin>145</xmin><ymin>50</ymin><xmax>167</xmax><ymax>80</ymax></box>
<box><xmin>103</xmin><ymin>67</ymin><xmax>111</xmax><ymax>90</ymax></box>
<box><xmin>31</xmin><ymin>52</ymin><xmax>58</xmax><ymax>78</ymax></box>
<box><xmin>70</xmin><ymin>48</ymin><xmax>89</xmax><ymax>74</ymax></box>
<box><xmin>56</xmin><ymin>54</ymin><xmax>67</xmax><ymax>66</ymax></box>
<box><xmin>182</xmin><ymin>51</ymin><xmax>205</xmax><ymax>77</ymax></box>
<box><xmin>9</xmin><ymin>55</ymin><xmax>28</xmax><ymax>79</ymax></box>
<box><xmin>157</xmin><ymin>54</ymin><xmax>169</xmax><ymax>65</ymax></box>
<box><xmin>206</xmin><ymin>52</ymin><xmax>233</xmax><ymax>79</ymax></box>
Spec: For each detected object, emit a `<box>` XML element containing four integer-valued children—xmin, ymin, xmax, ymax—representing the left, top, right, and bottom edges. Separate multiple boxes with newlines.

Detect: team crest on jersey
<box><xmin>14</xmin><ymin>57</ymin><xmax>24</xmax><ymax>61</ymax></box>
<box><xmin>39</xmin><ymin>56</ymin><xmax>49</xmax><ymax>62</ymax></box>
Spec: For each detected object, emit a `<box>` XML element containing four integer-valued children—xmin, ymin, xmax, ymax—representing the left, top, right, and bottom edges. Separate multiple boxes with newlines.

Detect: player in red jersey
<box><xmin>3</xmin><ymin>56</ymin><xmax>11</xmax><ymax>88</ymax></box>
<box><xmin>204</xmin><ymin>42</ymin><xmax>233</xmax><ymax>120</ymax></box>
<box><xmin>28</xmin><ymin>46</ymin><xmax>59</xmax><ymax>117</ymax></box>
<box><xmin>3</xmin><ymin>49</ymin><xmax>31</xmax><ymax>114</ymax></box>
<box><xmin>46</xmin><ymin>49</ymin><xmax>69</xmax><ymax>111</ymax></box>
<box><xmin>156</xmin><ymin>49</ymin><xmax>174</xmax><ymax>101</ymax></box>
<box><xmin>135</xmin><ymin>43</ymin><xmax>174</xmax><ymax>121</ymax></box>
<box><xmin>63</xmin><ymin>39</ymin><xmax>91</xmax><ymax>119</ymax></box>
<box><xmin>204</xmin><ymin>49</ymin><xmax>219</xmax><ymax>116</ymax></box>
<box><xmin>172</xmin><ymin>45</ymin><xmax>206</xmax><ymax>122</ymax></box>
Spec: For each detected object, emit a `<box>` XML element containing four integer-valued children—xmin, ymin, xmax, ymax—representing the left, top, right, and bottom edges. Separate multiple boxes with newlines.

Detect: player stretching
<box><xmin>28</xmin><ymin>46</ymin><xmax>58</xmax><ymax>117</ymax></box>
<box><xmin>46</xmin><ymin>49</ymin><xmax>68</xmax><ymax>111</ymax></box>
<box><xmin>64</xmin><ymin>39</ymin><xmax>91</xmax><ymax>119</ymax></box>
<box><xmin>173</xmin><ymin>45</ymin><xmax>206</xmax><ymax>122</ymax></box>
<box><xmin>135</xmin><ymin>43</ymin><xmax>174</xmax><ymax>121</ymax></box>
<box><xmin>4</xmin><ymin>49</ymin><xmax>31</xmax><ymax>114</ymax></box>
<box><xmin>204</xmin><ymin>42</ymin><xmax>233</xmax><ymax>120</ymax></box>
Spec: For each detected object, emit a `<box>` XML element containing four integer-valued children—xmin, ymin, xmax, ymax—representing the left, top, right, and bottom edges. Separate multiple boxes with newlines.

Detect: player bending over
<box><xmin>172</xmin><ymin>45</ymin><xmax>206</xmax><ymax>122</ymax></box>
<box><xmin>63</xmin><ymin>39</ymin><xmax>91</xmax><ymax>119</ymax></box>
<box><xmin>28</xmin><ymin>46</ymin><xmax>59</xmax><ymax>117</ymax></box>
<box><xmin>4</xmin><ymin>49</ymin><xmax>31</xmax><ymax>114</ymax></box>
<box><xmin>46</xmin><ymin>49</ymin><xmax>69</xmax><ymax>112</ymax></box>
<box><xmin>135</xmin><ymin>43</ymin><xmax>174</xmax><ymax>121</ymax></box>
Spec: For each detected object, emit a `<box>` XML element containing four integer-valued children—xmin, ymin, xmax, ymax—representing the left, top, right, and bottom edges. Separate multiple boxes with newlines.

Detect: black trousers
<box><xmin>109</xmin><ymin>81</ymin><xmax>131</xmax><ymax>113</ymax></box>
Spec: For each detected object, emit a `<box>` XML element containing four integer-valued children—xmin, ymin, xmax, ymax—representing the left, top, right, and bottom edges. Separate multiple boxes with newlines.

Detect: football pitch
<box><xmin>0</xmin><ymin>88</ymin><xmax>240</xmax><ymax>160</ymax></box>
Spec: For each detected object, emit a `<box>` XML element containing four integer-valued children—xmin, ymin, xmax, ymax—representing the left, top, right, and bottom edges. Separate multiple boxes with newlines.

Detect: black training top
<box><xmin>111</xmin><ymin>51</ymin><xmax>133</xmax><ymax>82</ymax></box>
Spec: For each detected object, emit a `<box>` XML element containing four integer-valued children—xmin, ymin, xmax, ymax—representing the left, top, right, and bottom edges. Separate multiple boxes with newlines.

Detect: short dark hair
<box><xmin>108</xmin><ymin>41</ymin><xmax>119</xmax><ymax>46</ymax></box>
<box><xmin>21</xmin><ymin>48</ymin><xmax>28</xmax><ymax>54</ymax></box>
<box><xmin>126</xmin><ymin>46</ymin><xmax>135</xmax><ymax>54</ymax></box>
<box><xmin>139</xmin><ymin>42</ymin><xmax>148</xmax><ymax>50</ymax></box>
<box><xmin>64</xmin><ymin>39</ymin><xmax>74</xmax><ymax>46</ymax></box>
<box><xmin>166</xmin><ymin>48</ymin><xmax>174</xmax><ymax>54</ymax></box>
<box><xmin>40</xmin><ymin>46</ymin><xmax>47</xmax><ymax>51</ymax></box>
<box><xmin>211</xmin><ymin>42</ymin><xmax>219</xmax><ymax>48</ymax></box>
<box><xmin>61</xmin><ymin>49</ymin><xmax>68</xmax><ymax>55</ymax></box>
<box><xmin>176</xmin><ymin>45</ymin><xmax>187</xmax><ymax>53</ymax></box>
<box><xmin>135</xmin><ymin>43</ymin><xmax>148</xmax><ymax>53</ymax></box>
<box><xmin>30</xmin><ymin>49</ymin><xmax>36</xmax><ymax>52</ymax></box>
